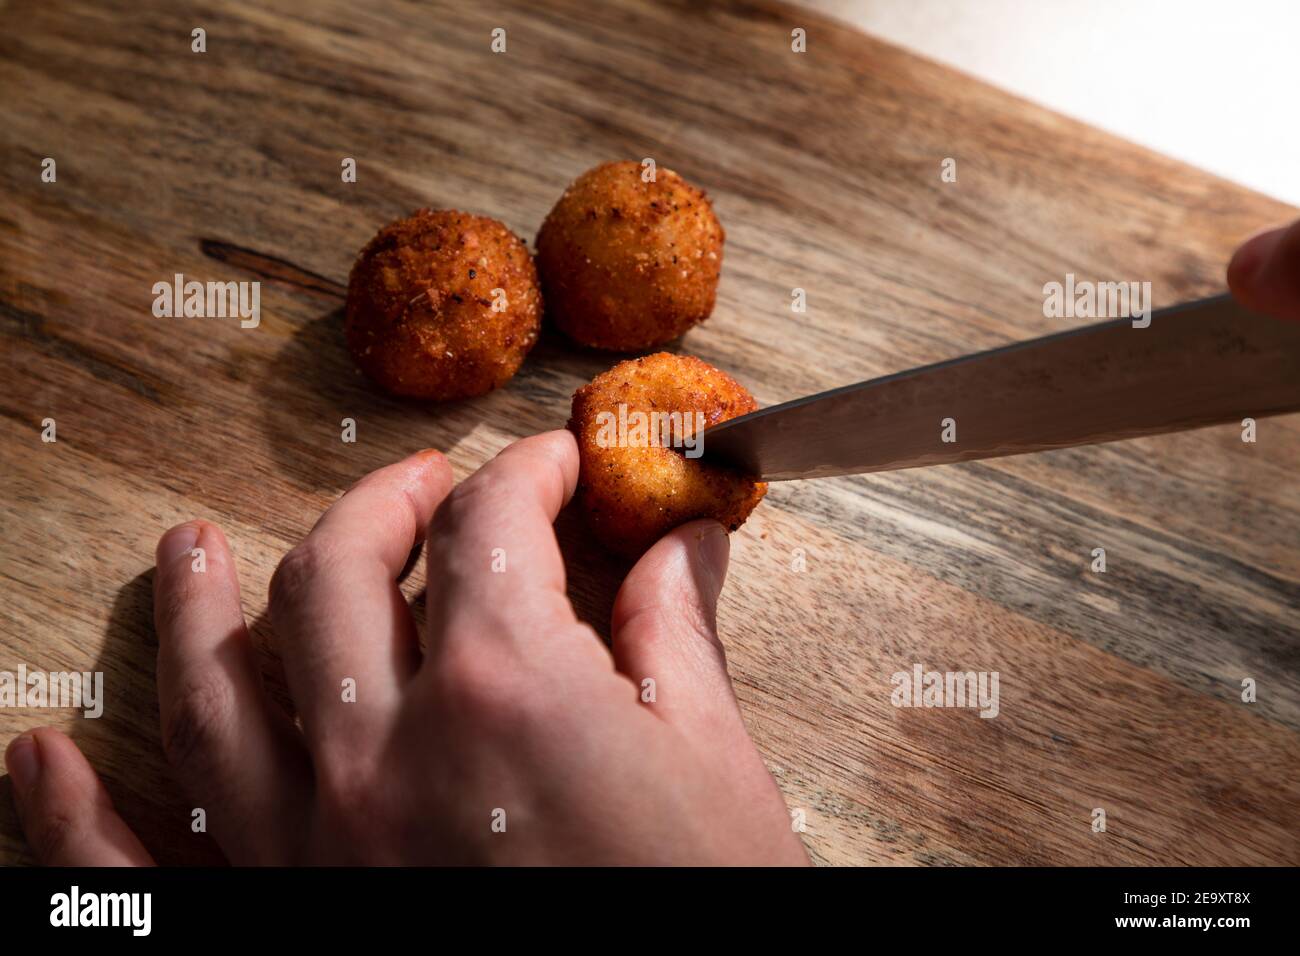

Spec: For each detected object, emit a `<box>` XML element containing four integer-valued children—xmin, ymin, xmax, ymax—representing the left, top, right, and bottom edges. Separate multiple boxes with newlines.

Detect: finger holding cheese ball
<box><xmin>537</xmin><ymin>161</ymin><xmax>725</xmax><ymax>351</ymax></box>
<box><xmin>569</xmin><ymin>352</ymin><xmax>766</xmax><ymax>557</ymax></box>
<box><xmin>346</xmin><ymin>209</ymin><xmax>542</xmax><ymax>400</ymax></box>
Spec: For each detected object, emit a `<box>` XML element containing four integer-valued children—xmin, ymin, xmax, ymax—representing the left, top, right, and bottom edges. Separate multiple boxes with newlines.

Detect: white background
<box><xmin>802</xmin><ymin>0</ymin><xmax>1300</xmax><ymax>207</ymax></box>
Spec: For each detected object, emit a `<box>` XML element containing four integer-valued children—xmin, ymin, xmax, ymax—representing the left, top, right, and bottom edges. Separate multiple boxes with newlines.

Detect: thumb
<box><xmin>609</xmin><ymin>519</ymin><xmax>747</xmax><ymax>739</ymax></box>
<box><xmin>1227</xmin><ymin>221</ymin><xmax>1300</xmax><ymax>322</ymax></box>
<box><xmin>610</xmin><ymin>520</ymin><xmax>812</xmax><ymax>866</ymax></box>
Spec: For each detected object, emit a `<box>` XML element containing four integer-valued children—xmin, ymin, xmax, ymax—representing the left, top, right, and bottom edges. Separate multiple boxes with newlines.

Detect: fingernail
<box><xmin>1228</xmin><ymin>227</ymin><xmax>1283</xmax><ymax>293</ymax></box>
<box><xmin>414</xmin><ymin>448</ymin><xmax>443</xmax><ymax>462</ymax></box>
<box><xmin>697</xmin><ymin>522</ymin><xmax>731</xmax><ymax>590</ymax></box>
<box><xmin>5</xmin><ymin>734</ymin><xmax>40</xmax><ymax>792</ymax></box>
<box><xmin>156</xmin><ymin>522</ymin><xmax>201</xmax><ymax>568</ymax></box>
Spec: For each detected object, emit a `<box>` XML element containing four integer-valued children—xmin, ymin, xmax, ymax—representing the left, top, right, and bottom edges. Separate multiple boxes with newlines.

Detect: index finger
<box><xmin>423</xmin><ymin>430</ymin><xmax>580</xmax><ymax>646</ymax></box>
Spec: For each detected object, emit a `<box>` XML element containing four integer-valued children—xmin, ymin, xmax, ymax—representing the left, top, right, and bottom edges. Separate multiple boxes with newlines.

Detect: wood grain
<box><xmin>1</xmin><ymin>0</ymin><xmax>1297</xmax><ymax>865</ymax></box>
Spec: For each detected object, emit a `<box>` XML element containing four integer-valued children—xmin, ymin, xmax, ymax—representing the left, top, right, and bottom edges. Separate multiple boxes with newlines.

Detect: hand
<box><xmin>1228</xmin><ymin>220</ymin><xmax>1300</xmax><ymax>321</ymax></box>
<box><xmin>4</xmin><ymin>431</ymin><xmax>808</xmax><ymax>865</ymax></box>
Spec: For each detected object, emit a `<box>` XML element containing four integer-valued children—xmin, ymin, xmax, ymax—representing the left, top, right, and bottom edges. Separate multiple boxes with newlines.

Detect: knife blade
<box><xmin>700</xmin><ymin>293</ymin><xmax>1300</xmax><ymax>481</ymax></box>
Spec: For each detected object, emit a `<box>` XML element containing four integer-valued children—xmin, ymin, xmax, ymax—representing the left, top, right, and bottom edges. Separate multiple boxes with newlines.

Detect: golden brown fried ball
<box><xmin>569</xmin><ymin>352</ymin><xmax>766</xmax><ymax>556</ymax></box>
<box><xmin>537</xmin><ymin>161</ymin><xmax>725</xmax><ymax>351</ymax></box>
<box><xmin>346</xmin><ymin>209</ymin><xmax>542</xmax><ymax>400</ymax></box>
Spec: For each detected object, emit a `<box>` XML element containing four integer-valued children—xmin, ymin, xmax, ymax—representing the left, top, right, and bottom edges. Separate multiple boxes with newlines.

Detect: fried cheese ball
<box><xmin>569</xmin><ymin>352</ymin><xmax>766</xmax><ymax>556</ymax></box>
<box><xmin>537</xmin><ymin>161</ymin><xmax>725</xmax><ymax>351</ymax></box>
<box><xmin>346</xmin><ymin>209</ymin><xmax>541</xmax><ymax>400</ymax></box>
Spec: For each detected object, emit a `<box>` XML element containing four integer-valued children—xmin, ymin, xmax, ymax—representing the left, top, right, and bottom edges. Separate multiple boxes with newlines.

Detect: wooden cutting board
<box><xmin>1</xmin><ymin>0</ymin><xmax>1297</xmax><ymax>866</ymax></box>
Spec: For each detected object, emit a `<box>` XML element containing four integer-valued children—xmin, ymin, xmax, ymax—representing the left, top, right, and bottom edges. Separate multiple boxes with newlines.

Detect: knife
<box><xmin>700</xmin><ymin>293</ymin><xmax>1300</xmax><ymax>481</ymax></box>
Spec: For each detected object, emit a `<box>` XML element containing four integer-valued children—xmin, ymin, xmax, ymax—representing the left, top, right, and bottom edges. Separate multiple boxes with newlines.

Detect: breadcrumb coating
<box><xmin>569</xmin><ymin>352</ymin><xmax>766</xmax><ymax>556</ymax></box>
<box><xmin>537</xmin><ymin>161</ymin><xmax>725</xmax><ymax>351</ymax></box>
<box><xmin>346</xmin><ymin>209</ymin><xmax>541</xmax><ymax>399</ymax></box>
